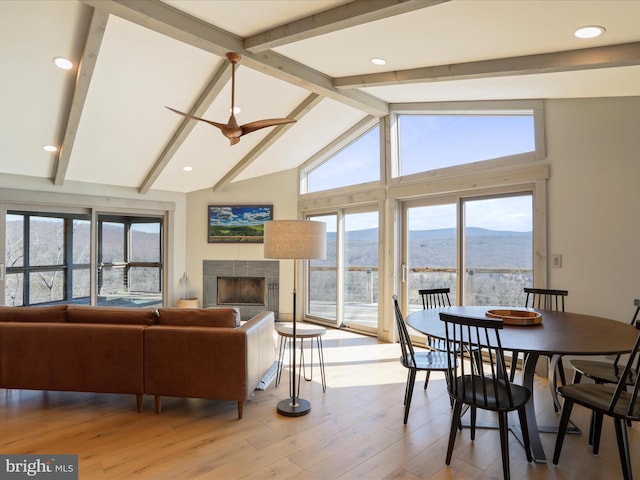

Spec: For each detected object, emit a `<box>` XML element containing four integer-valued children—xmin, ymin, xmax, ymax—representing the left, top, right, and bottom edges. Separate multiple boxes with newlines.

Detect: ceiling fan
<box><xmin>166</xmin><ymin>52</ymin><xmax>296</xmax><ymax>146</ymax></box>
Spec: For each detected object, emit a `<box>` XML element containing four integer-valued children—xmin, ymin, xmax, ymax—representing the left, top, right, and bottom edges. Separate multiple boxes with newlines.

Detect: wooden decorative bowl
<box><xmin>486</xmin><ymin>309</ymin><xmax>542</xmax><ymax>326</ymax></box>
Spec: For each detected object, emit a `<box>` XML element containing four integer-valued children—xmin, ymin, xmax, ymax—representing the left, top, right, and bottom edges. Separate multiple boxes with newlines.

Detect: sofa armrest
<box><xmin>240</xmin><ymin>311</ymin><xmax>276</xmax><ymax>397</ymax></box>
<box><xmin>144</xmin><ymin>310</ymin><xmax>275</xmax><ymax>407</ymax></box>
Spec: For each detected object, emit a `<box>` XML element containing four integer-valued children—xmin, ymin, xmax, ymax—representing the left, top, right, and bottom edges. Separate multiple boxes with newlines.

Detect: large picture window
<box><xmin>5</xmin><ymin>212</ymin><xmax>91</xmax><ymax>306</ymax></box>
<box><xmin>398</xmin><ymin>113</ymin><xmax>536</xmax><ymax>176</ymax></box>
<box><xmin>4</xmin><ymin>211</ymin><xmax>163</xmax><ymax>307</ymax></box>
<box><xmin>98</xmin><ymin>215</ymin><xmax>163</xmax><ymax>307</ymax></box>
<box><xmin>393</xmin><ymin>101</ymin><xmax>544</xmax><ymax>180</ymax></box>
<box><xmin>300</xmin><ymin>101</ymin><xmax>547</xmax><ymax>339</ymax></box>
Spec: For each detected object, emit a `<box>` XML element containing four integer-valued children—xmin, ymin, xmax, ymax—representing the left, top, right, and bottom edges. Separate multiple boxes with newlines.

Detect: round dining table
<box><xmin>406</xmin><ymin>305</ymin><xmax>639</xmax><ymax>463</ymax></box>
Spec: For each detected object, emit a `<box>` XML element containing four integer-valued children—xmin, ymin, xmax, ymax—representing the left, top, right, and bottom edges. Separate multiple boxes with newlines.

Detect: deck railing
<box><xmin>309</xmin><ymin>265</ymin><xmax>533</xmax><ymax>320</ymax></box>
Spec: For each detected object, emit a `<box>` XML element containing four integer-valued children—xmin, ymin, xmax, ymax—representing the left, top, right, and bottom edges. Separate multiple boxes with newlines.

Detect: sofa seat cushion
<box><xmin>157</xmin><ymin>308</ymin><xmax>240</xmax><ymax>327</ymax></box>
<box><xmin>0</xmin><ymin>305</ymin><xmax>68</xmax><ymax>323</ymax></box>
<box><xmin>66</xmin><ymin>305</ymin><xmax>158</xmax><ymax>325</ymax></box>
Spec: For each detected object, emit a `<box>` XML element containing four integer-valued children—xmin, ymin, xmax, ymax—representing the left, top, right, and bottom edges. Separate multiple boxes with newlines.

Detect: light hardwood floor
<box><xmin>1</xmin><ymin>325</ymin><xmax>638</xmax><ymax>479</ymax></box>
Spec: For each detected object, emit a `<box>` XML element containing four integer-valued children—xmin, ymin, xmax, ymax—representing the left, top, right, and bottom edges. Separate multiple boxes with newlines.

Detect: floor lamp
<box><xmin>264</xmin><ymin>219</ymin><xmax>326</xmax><ymax>417</ymax></box>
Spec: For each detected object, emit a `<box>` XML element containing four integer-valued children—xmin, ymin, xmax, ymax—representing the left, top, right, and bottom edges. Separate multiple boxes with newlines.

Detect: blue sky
<box><xmin>308</xmin><ymin>113</ymin><xmax>535</xmax><ymax>232</ymax></box>
<box><xmin>318</xmin><ymin>194</ymin><xmax>533</xmax><ymax>233</ymax></box>
<box><xmin>399</xmin><ymin>114</ymin><xmax>535</xmax><ymax>175</ymax></box>
<box><xmin>308</xmin><ymin>127</ymin><xmax>380</xmax><ymax>192</ymax></box>
<box><xmin>409</xmin><ymin>195</ymin><xmax>533</xmax><ymax>232</ymax></box>
<box><xmin>208</xmin><ymin>206</ymin><xmax>272</xmax><ymax>226</ymax></box>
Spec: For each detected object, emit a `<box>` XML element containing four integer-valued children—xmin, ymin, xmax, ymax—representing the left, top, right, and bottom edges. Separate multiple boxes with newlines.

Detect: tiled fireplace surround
<box><xmin>203</xmin><ymin>260</ymin><xmax>279</xmax><ymax>320</ymax></box>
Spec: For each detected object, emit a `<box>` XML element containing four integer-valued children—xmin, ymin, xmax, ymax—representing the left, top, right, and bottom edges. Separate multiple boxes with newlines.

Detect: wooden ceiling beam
<box><xmin>138</xmin><ymin>59</ymin><xmax>232</xmax><ymax>194</ymax></box>
<box><xmin>82</xmin><ymin>0</ymin><xmax>243</xmax><ymax>55</ymax></box>
<box><xmin>53</xmin><ymin>7</ymin><xmax>109</xmax><ymax>186</ymax></box>
<box><xmin>334</xmin><ymin>41</ymin><xmax>640</xmax><ymax>88</ymax></box>
<box><xmin>82</xmin><ymin>0</ymin><xmax>388</xmax><ymax>116</ymax></box>
<box><xmin>244</xmin><ymin>0</ymin><xmax>448</xmax><ymax>52</ymax></box>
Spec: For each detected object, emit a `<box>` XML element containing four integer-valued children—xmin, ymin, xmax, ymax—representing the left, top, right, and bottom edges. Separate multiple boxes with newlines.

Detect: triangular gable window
<box><xmin>307</xmin><ymin>126</ymin><xmax>380</xmax><ymax>193</ymax></box>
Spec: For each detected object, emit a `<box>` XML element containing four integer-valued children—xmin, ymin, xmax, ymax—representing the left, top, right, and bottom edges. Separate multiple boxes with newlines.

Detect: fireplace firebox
<box><xmin>217</xmin><ymin>277</ymin><xmax>265</xmax><ymax>305</ymax></box>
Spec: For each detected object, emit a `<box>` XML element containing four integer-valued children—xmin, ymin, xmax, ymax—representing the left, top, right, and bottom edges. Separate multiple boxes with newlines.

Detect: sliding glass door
<box><xmin>306</xmin><ymin>208</ymin><xmax>379</xmax><ymax>334</ymax></box>
<box><xmin>403</xmin><ymin>192</ymin><xmax>533</xmax><ymax>310</ymax></box>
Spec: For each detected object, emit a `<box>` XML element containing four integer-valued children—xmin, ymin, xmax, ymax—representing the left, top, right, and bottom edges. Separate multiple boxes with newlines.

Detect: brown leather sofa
<box><xmin>144</xmin><ymin>308</ymin><xmax>275</xmax><ymax>419</ymax></box>
<box><xmin>0</xmin><ymin>304</ymin><xmax>275</xmax><ymax>419</ymax></box>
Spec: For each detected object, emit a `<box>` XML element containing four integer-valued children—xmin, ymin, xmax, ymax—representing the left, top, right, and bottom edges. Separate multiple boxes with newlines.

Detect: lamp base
<box><xmin>277</xmin><ymin>397</ymin><xmax>311</xmax><ymax>417</ymax></box>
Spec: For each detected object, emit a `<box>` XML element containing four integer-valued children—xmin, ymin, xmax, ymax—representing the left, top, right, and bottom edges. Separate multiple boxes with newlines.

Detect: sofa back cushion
<box><xmin>66</xmin><ymin>305</ymin><xmax>158</xmax><ymax>325</ymax></box>
<box><xmin>0</xmin><ymin>322</ymin><xmax>146</xmax><ymax>393</ymax></box>
<box><xmin>0</xmin><ymin>305</ymin><xmax>68</xmax><ymax>323</ymax></box>
<box><xmin>157</xmin><ymin>307</ymin><xmax>240</xmax><ymax>327</ymax></box>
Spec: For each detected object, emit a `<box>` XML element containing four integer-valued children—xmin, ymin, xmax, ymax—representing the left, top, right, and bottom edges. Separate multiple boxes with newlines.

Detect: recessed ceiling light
<box><xmin>52</xmin><ymin>56</ymin><xmax>73</xmax><ymax>70</ymax></box>
<box><xmin>574</xmin><ymin>25</ymin><xmax>606</xmax><ymax>39</ymax></box>
<box><xmin>183</xmin><ymin>166</ymin><xmax>193</xmax><ymax>172</ymax></box>
<box><xmin>42</xmin><ymin>145</ymin><xmax>58</xmax><ymax>152</ymax></box>
<box><xmin>371</xmin><ymin>58</ymin><xmax>387</xmax><ymax>66</ymax></box>
<box><xmin>231</xmin><ymin>106</ymin><xmax>241</xmax><ymax>114</ymax></box>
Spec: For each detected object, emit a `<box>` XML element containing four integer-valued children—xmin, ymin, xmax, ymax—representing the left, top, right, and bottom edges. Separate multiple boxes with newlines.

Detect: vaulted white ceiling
<box><xmin>2</xmin><ymin>0</ymin><xmax>640</xmax><ymax>194</ymax></box>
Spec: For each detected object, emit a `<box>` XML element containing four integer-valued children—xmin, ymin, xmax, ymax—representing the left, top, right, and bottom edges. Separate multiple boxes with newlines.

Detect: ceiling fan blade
<box><xmin>166</xmin><ymin>53</ymin><xmax>296</xmax><ymax>146</ymax></box>
<box><xmin>165</xmin><ymin>106</ymin><xmax>227</xmax><ymax>131</ymax></box>
<box><xmin>240</xmin><ymin>118</ymin><xmax>297</xmax><ymax>136</ymax></box>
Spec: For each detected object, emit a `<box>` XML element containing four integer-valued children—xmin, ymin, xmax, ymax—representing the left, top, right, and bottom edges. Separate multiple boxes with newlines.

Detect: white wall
<box><xmin>184</xmin><ymin>169</ymin><xmax>298</xmax><ymax>314</ymax></box>
<box><xmin>545</xmin><ymin>97</ymin><xmax>640</xmax><ymax>322</ymax></box>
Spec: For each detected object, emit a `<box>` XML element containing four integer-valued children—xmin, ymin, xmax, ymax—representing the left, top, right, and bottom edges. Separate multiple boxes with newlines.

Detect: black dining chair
<box><xmin>569</xmin><ymin>298</ymin><xmax>640</xmax><ymax>447</ymax></box>
<box><xmin>509</xmin><ymin>287</ymin><xmax>568</xmax><ymax>412</ymax></box>
<box><xmin>421</xmin><ymin>287</ymin><xmax>482</xmax><ymax>377</ymax></box>
<box><xmin>392</xmin><ymin>295</ymin><xmax>451</xmax><ymax>424</ymax></box>
<box><xmin>440</xmin><ymin>312</ymin><xmax>532</xmax><ymax>480</ymax></box>
<box><xmin>419</xmin><ymin>287</ymin><xmax>452</xmax><ymax>309</ymax></box>
<box><xmin>571</xmin><ymin>298</ymin><xmax>640</xmax><ymax>386</ymax></box>
<box><xmin>553</xmin><ymin>323</ymin><xmax>640</xmax><ymax>480</ymax></box>
<box><xmin>419</xmin><ymin>288</ymin><xmax>451</xmax><ymax>353</ymax></box>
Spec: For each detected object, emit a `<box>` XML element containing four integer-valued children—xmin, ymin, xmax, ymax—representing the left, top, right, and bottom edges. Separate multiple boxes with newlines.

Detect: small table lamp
<box><xmin>264</xmin><ymin>219</ymin><xmax>326</xmax><ymax>417</ymax></box>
